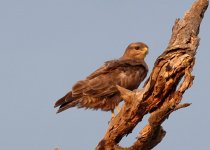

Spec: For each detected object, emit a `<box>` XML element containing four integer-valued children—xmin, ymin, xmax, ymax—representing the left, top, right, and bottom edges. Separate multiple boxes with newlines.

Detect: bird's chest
<box><xmin>115</xmin><ymin>67</ymin><xmax>143</xmax><ymax>90</ymax></box>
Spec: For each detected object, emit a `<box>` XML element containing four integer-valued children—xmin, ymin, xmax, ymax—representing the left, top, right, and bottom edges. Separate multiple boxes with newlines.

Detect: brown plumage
<box><xmin>54</xmin><ymin>42</ymin><xmax>149</xmax><ymax>113</ymax></box>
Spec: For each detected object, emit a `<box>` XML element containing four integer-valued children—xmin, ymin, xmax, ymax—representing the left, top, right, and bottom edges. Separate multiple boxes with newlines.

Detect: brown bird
<box><xmin>54</xmin><ymin>42</ymin><xmax>149</xmax><ymax>116</ymax></box>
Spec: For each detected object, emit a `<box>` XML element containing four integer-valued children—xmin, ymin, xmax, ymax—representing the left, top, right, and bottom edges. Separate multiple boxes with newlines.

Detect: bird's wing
<box><xmin>87</xmin><ymin>59</ymin><xmax>147</xmax><ymax>79</ymax></box>
<box><xmin>86</xmin><ymin>60</ymin><xmax>119</xmax><ymax>79</ymax></box>
<box><xmin>72</xmin><ymin>59</ymin><xmax>148</xmax><ymax>98</ymax></box>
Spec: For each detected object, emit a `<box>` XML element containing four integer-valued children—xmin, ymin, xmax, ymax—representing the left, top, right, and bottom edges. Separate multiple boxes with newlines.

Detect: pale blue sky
<box><xmin>0</xmin><ymin>0</ymin><xmax>209</xmax><ymax>150</ymax></box>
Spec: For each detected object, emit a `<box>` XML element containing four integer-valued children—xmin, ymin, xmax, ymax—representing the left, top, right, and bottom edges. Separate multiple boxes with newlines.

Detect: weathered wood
<box><xmin>95</xmin><ymin>0</ymin><xmax>208</xmax><ymax>149</ymax></box>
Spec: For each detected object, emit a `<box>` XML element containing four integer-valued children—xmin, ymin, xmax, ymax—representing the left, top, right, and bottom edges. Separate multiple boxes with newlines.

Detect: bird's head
<box><xmin>122</xmin><ymin>42</ymin><xmax>149</xmax><ymax>60</ymax></box>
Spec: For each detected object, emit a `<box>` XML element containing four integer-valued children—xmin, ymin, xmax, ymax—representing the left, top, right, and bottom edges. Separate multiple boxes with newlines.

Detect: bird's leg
<box><xmin>116</xmin><ymin>105</ymin><xmax>121</xmax><ymax>113</ymax></box>
<box><xmin>108</xmin><ymin>110</ymin><xmax>115</xmax><ymax>124</ymax></box>
<box><xmin>111</xmin><ymin>110</ymin><xmax>115</xmax><ymax>118</ymax></box>
<box><xmin>110</xmin><ymin>106</ymin><xmax>121</xmax><ymax>119</ymax></box>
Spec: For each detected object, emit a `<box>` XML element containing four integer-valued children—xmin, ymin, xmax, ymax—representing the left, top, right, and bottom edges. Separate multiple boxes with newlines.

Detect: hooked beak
<box><xmin>142</xmin><ymin>47</ymin><xmax>149</xmax><ymax>55</ymax></box>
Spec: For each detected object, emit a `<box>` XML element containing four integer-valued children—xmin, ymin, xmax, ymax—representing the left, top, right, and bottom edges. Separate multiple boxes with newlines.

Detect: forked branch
<box><xmin>95</xmin><ymin>0</ymin><xmax>209</xmax><ymax>149</ymax></box>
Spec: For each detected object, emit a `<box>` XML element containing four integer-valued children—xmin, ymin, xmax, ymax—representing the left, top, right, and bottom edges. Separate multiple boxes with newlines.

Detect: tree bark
<box><xmin>95</xmin><ymin>0</ymin><xmax>209</xmax><ymax>150</ymax></box>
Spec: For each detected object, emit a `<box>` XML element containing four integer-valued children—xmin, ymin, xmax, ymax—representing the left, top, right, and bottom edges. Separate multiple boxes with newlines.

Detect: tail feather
<box><xmin>54</xmin><ymin>95</ymin><xmax>67</xmax><ymax>108</ymax></box>
<box><xmin>56</xmin><ymin>100</ymin><xmax>79</xmax><ymax>113</ymax></box>
<box><xmin>54</xmin><ymin>91</ymin><xmax>78</xmax><ymax>113</ymax></box>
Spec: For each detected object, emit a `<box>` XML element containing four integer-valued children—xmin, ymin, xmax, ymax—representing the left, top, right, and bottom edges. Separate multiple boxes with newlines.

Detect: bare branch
<box><xmin>96</xmin><ymin>0</ymin><xmax>208</xmax><ymax>149</ymax></box>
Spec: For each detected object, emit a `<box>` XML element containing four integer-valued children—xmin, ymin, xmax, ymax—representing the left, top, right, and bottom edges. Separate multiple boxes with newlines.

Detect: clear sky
<box><xmin>0</xmin><ymin>0</ymin><xmax>209</xmax><ymax>150</ymax></box>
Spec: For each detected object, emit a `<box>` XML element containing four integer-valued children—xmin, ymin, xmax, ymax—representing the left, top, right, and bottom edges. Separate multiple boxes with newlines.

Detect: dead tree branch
<box><xmin>95</xmin><ymin>0</ymin><xmax>209</xmax><ymax>149</ymax></box>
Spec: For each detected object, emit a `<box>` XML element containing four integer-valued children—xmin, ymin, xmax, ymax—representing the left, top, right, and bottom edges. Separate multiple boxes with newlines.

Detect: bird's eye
<box><xmin>134</xmin><ymin>46</ymin><xmax>140</xmax><ymax>50</ymax></box>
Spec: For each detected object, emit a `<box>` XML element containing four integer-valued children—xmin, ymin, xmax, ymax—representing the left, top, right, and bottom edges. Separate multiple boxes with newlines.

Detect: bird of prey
<box><xmin>54</xmin><ymin>42</ymin><xmax>149</xmax><ymax>116</ymax></box>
